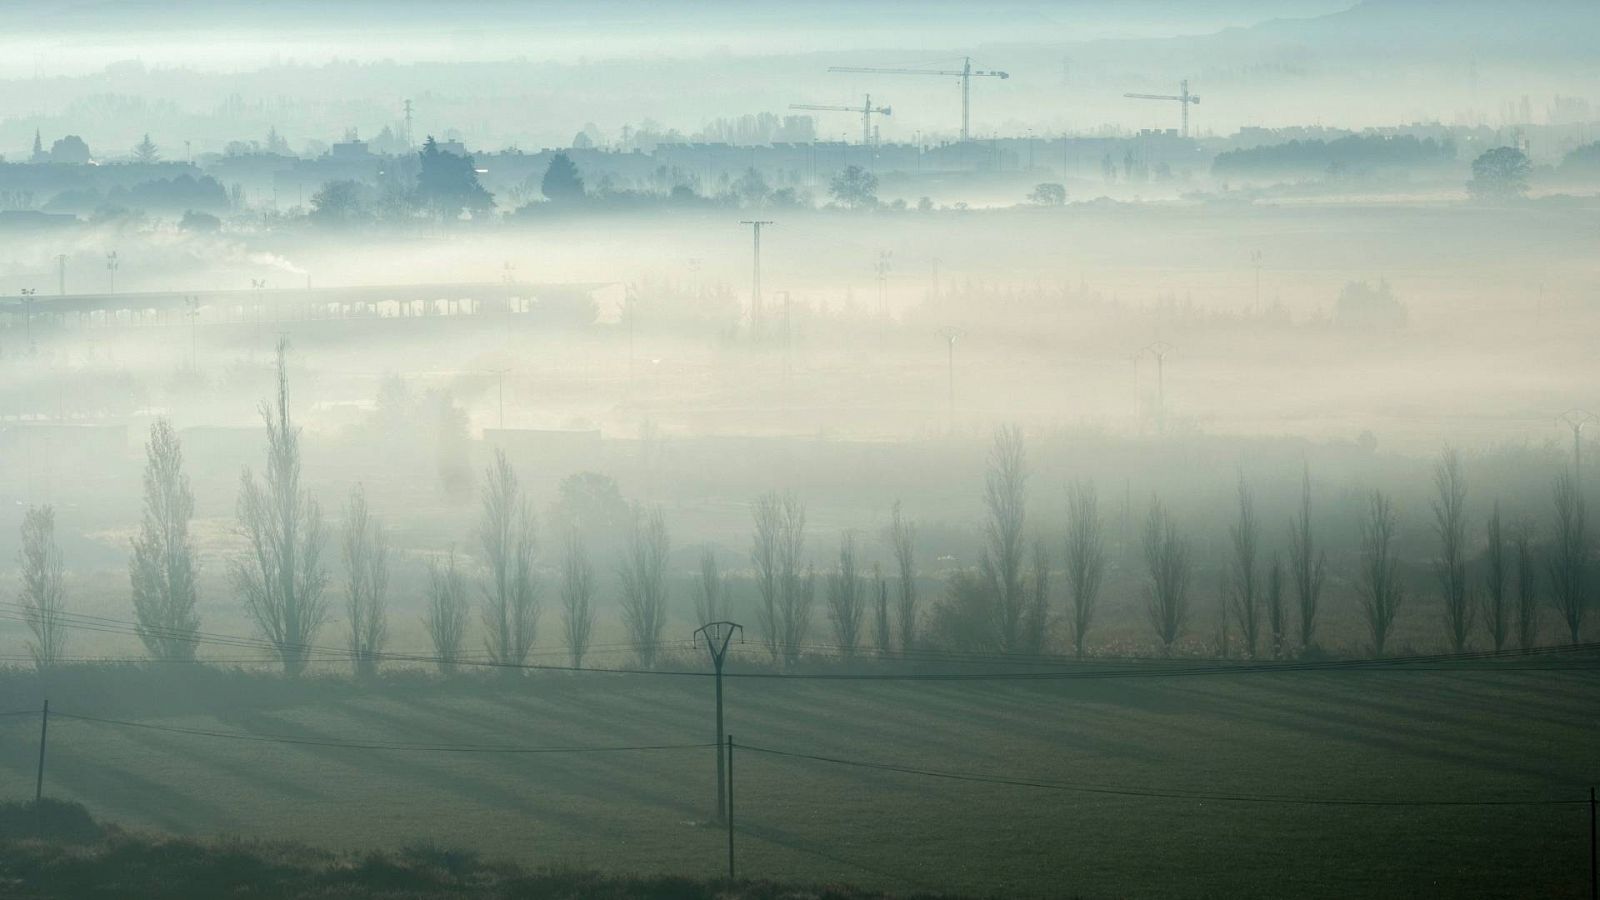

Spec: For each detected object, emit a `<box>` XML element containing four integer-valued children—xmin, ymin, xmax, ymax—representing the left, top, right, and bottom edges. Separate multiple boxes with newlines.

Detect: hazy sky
<box><xmin>1</xmin><ymin>2</ymin><xmax>1596</xmax><ymax>152</ymax></box>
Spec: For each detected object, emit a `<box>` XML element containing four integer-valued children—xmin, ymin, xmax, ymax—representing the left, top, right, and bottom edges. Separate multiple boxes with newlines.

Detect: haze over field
<box><xmin>0</xmin><ymin>3</ymin><xmax>1597</xmax><ymax>898</ymax></box>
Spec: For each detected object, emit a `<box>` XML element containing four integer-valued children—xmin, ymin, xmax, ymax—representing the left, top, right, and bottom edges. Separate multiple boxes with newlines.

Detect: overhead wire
<box><xmin>740</xmin><ymin>744</ymin><xmax>1586</xmax><ymax>808</ymax></box>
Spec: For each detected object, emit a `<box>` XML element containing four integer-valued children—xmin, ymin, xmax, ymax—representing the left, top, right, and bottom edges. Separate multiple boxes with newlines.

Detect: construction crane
<box><xmin>789</xmin><ymin>95</ymin><xmax>891</xmax><ymax>147</ymax></box>
<box><xmin>1124</xmin><ymin>79</ymin><xmax>1201</xmax><ymax>138</ymax></box>
<box><xmin>828</xmin><ymin>57</ymin><xmax>1008</xmax><ymax>142</ymax></box>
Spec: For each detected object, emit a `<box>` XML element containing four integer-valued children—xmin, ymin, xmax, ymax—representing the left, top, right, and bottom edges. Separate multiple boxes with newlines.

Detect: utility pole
<box><xmin>778</xmin><ymin>290</ymin><xmax>793</xmax><ymax>395</ymax></box>
<box><xmin>1141</xmin><ymin>341</ymin><xmax>1174</xmax><ymax>435</ymax></box>
<box><xmin>55</xmin><ymin>254</ymin><xmax>65</xmax><ymax>296</ymax></box>
<box><xmin>939</xmin><ymin>327</ymin><xmax>961</xmax><ymax>429</ymax></box>
<box><xmin>726</xmin><ymin>734</ymin><xmax>737</xmax><ymax>880</ymax></box>
<box><xmin>1559</xmin><ymin>410</ymin><xmax>1596</xmax><ymax>486</ymax></box>
<box><xmin>695</xmin><ymin>621</ymin><xmax>742</xmax><ymax>824</ymax></box>
<box><xmin>184</xmin><ymin>296</ymin><xmax>200</xmax><ymax>370</ymax></box>
<box><xmin>35</xmin><ymin>700</ymin><xmax>48</xmax><ymax>805</ymax></box>
<box><xmin>740</xmin><ymin>221</ymin><xmax>773</xmax><ymax>338</ymax></box>
<box><xmin>251</xmin><ymin>278</ymin><xmax>267</xmax><ymax>344</ymax></box>
<box><xmin>874</xmin><ymin>250</ymin><xmax>893</xmax><ymax>328</ymax></box>
<box><xmin>105</xmin><ymin>251</ymin><xmax>118</xmax><ymax>295</ymax></box>
<box><xmin>489</xmin><ymin>368</ymin><xmax>511</xmax><ymax>430</ymax></box>
<box><xmin>1250</xmin><ymin>250</ymin><xmax>1263</xmax><ymax>308</ymax></box>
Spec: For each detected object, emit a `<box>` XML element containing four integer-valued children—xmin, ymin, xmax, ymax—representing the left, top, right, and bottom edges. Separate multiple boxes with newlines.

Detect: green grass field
<box><xmin>0</xmin><ymin>660</ymin><xmax>1593</xmax><ymax>899</ymax></box>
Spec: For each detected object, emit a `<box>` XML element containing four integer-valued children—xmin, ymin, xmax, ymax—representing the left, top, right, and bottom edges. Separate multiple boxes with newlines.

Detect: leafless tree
<box><xmin>1513</xmin><ymin>521</ymin><xmax>1538</xmax><ymax>650</ymax></box>
<box><xmin>752</xmin><ymin>491</ymin><xmax>810</xmax><ymax>664</ymax></box>
<box><xmin>1265</xmin><ymin>553</ymin><xmax>1287</xmax><ymax>659</ymax></box>
<box><xmin>341</xmin><ymin>484</ymin><xmax>389</xmax><ymax>678</ymax></box>
<box><xmin>1142</xmin><ymin>499</ymin><xmax>1191</xmax><ymax>655</ymax></box>
<box><xmin>1547</xmin><ymin>472</ymin><xmax>1588</xmax><ymax>645</ymax></box>
<box><xmin>1063</xmin><ymin>481</ymin><xmax>1105</xmax><ymax>660</ymax></box>
<box><xmin>1432</xmin><ymin>448</ymin><xmax>1473</xmax><ymax>652</ymax></box>
<box><xmin>478</xmin><ymin>449</ymin><xmax>538</xmax><ymax>666</ymax></box>
<box><xmin>982</xmin><ymin>425</ymin><xmax>1029</xmax><ymax>652</ymax></box>
<box><xmin>619</xmin><ymin>505</ymin><xmax>671</xmax><ymax>667</ymax></box>
<box><xmin>888</xmin><ymin>500</ymin><xmax>918</xmax><ymax>650</ymax></box>
<box><xmin>560</xmin><ymin>530</ymin><xmax>595</xmax><ymax>668</ymax></box>
<box><xmin>826</xmin><ymin>532</ymin><xmax>866</xmax><ymax>655</ymax></box>
<box><xmin>1020</xmin><ymin>540</ymin><xmax>1051</xmax><ymax>655</ymax></box>
<box><xmin>233</xmin><ymin>339</ymin><xmax>329</xmax><ymax>677</ymax></box>
<box><xmin>423</xmin><ymin>550</ymin><xmax>468</xmax><ymax>674</ymax></box>
<box><xmin>1289</xmin><ymin>465</ymin><xmax>1327</xmax><ymax>651</ymax></box>
<box><xmin>1480</xmin><ymin>500</ymin><xmax>1509</xmax><ymax>652</ymax></box>
<box><xmin>694</xmin><ymin>548</ymin><xmax>724</xmax><ymax>625</ymax></box>
<box><xmin>872</xmin><ymin>563</ymin><xmax>891</xmax><ymax>655</ymax></box>
<box><xmin>1358</xmin><ymin>490</ymin><xmax>1405</xmax><ymax>657</ymax></box>
<box><xmin>1228</xmin><ymin>476</ymin><xmax>1262</xmax><ymax>659</ymax></box>
<box><xmin>129</xmin><ymin>419</ymin><xmax>199</xmax><ymax>662</ymax></box>
<box><xmin>19</xmin><ymin>506</ymin><xmax>66</xmax><ymax>669</ymax></box>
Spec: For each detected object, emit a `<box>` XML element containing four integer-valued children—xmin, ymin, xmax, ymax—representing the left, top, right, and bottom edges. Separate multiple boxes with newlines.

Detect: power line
<box><xmin>741</xmin><ymin>744</ymin><xmax>1585</xmax><ymax>808</ymax></box>
<box><xmin>54</xmin><ymin>712</ymin><xmax>715</xmax><ymax>755</ymax></box>
<box><xmin>2</xmin><ymin>600</ymin><xmax>1597</xmax><ymax>681</ymax></box>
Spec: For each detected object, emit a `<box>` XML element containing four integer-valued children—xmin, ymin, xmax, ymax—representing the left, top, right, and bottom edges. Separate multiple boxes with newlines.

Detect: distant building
<box><xmin>329</xmin><ymin>139</ymin><xmax>371</xmax><ymax>160</ymax></box>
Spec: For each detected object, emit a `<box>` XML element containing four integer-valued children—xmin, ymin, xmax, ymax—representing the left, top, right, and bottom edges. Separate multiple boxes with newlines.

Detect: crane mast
<box><xmin>788</xmin><ymin>94</ymin><xmax>892</xmax><ymax>147</ymax></box>
<box><xmin>1123</xmin><ymin>78</ymin><xmax>1201</xmax><ymax>138</ymax></box>
<box><xmin>827</xmin><ymin>56</ymin><xmax>1008</xmax><ymax>142</ymax></box>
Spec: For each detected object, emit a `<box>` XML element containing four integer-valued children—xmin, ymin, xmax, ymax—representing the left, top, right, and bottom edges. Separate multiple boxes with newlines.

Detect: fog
<box><xmin>0</xmin><ymin>3</ymin><xmax>1596</xmax><ymax>897</ymax></box>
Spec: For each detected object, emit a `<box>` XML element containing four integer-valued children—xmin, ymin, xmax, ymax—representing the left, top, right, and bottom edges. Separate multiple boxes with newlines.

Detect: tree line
<box><xmin>10</xmin><ymin>369</ymin><xmax>1592</xmax><ymax>672</ymax></box>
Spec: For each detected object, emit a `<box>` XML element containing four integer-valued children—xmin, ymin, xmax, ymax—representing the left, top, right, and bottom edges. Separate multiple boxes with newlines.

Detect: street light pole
<box><xmin>939</xmin><ymin>327</ymin><xmax>961</xmax><ymax>430</ymax></box>
<box><xmin>489</xmin><ymin>368</ymin><xmax>511</xmax><ymax>430</ymax></box>
<box><xmin>20</xmin><ymin>288</ymin><xmax>36</xmax><ymax>347</ymax></box>
<box><xmin>694</xmin><ymin>620</ymin><xmax>742</xmax><ymax>823</ymax></box>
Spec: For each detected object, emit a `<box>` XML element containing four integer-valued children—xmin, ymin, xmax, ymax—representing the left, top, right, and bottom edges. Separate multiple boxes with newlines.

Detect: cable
<box><xmin>3</xmin><ymin>599</ymin><xmax>1597</xmax><ymax>681</ymax></box>
<box><xmin>741</xmin><ymin>744</ymin><xmax>1585</xmax><ymax>808</ymax></box>
<box><xmin>55</xmin><ymin>712</ymin><xmax>715</xmax><ymax>755</ymax></box>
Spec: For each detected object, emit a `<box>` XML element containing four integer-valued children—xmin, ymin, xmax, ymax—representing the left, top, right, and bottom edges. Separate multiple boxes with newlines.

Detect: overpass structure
<box><xmin>0</xmin><ymin>281</ymin><xmax>619</xmax><ymax>332</ymax></box>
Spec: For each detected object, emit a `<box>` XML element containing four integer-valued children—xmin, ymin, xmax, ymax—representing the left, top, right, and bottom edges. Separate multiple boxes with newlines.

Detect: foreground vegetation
<box><xmin>0</xmin><ymin>662</ymin><xmax>1593</xmax><ymax>898</ymax></box>
<box><xmin>0</xmin><ymin>801</ymin><xmax>941</xmax><ymax>900</ymax></box>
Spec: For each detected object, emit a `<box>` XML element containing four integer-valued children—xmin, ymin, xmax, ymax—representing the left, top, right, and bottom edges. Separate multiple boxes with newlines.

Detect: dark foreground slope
<box><xmin>0</xmin><ymin>801</ymin><xmax>957</xmax><ymax>900</ymax></box>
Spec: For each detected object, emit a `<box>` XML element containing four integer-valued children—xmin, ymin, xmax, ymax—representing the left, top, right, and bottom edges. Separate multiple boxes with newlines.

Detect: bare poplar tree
<box><xmin>872</xmin><ymin>564</ymin><xmax>891</xmax><ymax>654</ymax></box>
<box><xmin>1265</xmin><ymin>553</ymin><xmax>1287</xmax><ymax>659</ymax></box>
<box><xmin>1547</xmin><ymin>472</ymin><xmax>1588</xmax><ymax>645</ymax></box>
<box><xmin>826</xmin><ymin>532</ymin><xmax>865</xmax><ymax>655</ymax></box>
<box><xmin>982</xmin><ymin>425</ymin><xmax>1028</xmax><ymax>652</ymax></box>
<box><xmin>751</xmin><ymin>492</ymin><xmax>784</xmax><ymax>658</ymax></box>
<box><xmin>694</xmin><ymin>548</ymin><xmax>723</xmax><ymax>624</ymax></box>
<box><xmin>1142</xmin><ymin>499</ymin><xmax>1191</xmax><ymax>655</ymax></box>
<box><xmin>752</xmin><ymin>491</ymin><xmax>809</xmax><ymax>664</ymax></box>
<box><xmin>1358</xmin><ymin>490</ymin><xmax>1404</xmax><ymax>657</ymax></box>
<box><xmin>1289</xmin><ymin>465</ymin><xmax>1327</xmax><ymax>651</ymax></box>
<box><xmin>619</xmin><ymin>505</ymin><xmax>670</xmax><ymax>667</ymax></box>
<box><xmin>1480</xmin><ymin>500</ymin><xmax>1509</xmax><ymax>652</ymax></box>
<box><xmin>560</xmin><ymin>530</ymin><xmax>595</xmax><ymax>668</ymax></box>
<box><xmin>19</xmin><ymin>506</ymin><xmax>66</xmax><ymax>669</ymax></box>
<box><xmin>888</xmin><ymin>500</ymin><xmax>918</xmax><ymax>650</ymax></box>
<box><xmin>423</xmin><ymin>551</ymin><xmax>468</xmax><ymax>674</ymax></box>
<box><xmin>784</xmin><ymin>566</ymin><xmax>818</xmax><ymax>665</ymax></box>
<box><xmin>478</xmin><ymin>449</ymin><xmax>538</xmax><ymax>666</ymax></box>
<box><xmin>233</xmin><ymin>338</ymin><xmax>329</xmax><ymax>676</ymax></box>
<box><xmin>130</xmin><ymin>419</ymin><xmax>199</xmax><ymax>662</ymax></box>
<box><xmin>341</xmin><ymin>484</ymin><xmax>389</xmax><ymax>677</ymax></box>
<box><xmin>1020</xmin><ymin>540</ymin><xmax>1051</xmax><ymax>655</ymax></box>
<box><xmin>1432</xmin><ymin>448</ymin><xmax>1473</xmax><ymax>652</ymax></box>
<box><xmin>1064</xmin><ymin>481</ymin><xmax>1105</xmax><ymax>660</ymax></box>
<box><xmin>1513</xmin><ymin>521</ymin><xmax>1538</xmax><ymax>650</ymax></box>
<box><xmin>1228</xmin><ymin>476</ymin><xmax>1261</xmax><ymax>659</ymax></box>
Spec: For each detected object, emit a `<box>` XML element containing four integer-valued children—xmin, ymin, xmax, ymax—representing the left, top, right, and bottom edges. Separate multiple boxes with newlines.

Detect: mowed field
<box><xmin>0</xmin><ymin>661</ymin><xmax>1593</xmax><ymax>898</ymax></box>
